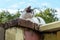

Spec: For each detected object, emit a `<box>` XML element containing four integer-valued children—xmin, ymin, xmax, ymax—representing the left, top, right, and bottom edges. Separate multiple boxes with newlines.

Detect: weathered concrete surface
<box><xmin>0</xmin><ymin>18</ymin><xmax>40</xmax><ymax>31</ymax></box>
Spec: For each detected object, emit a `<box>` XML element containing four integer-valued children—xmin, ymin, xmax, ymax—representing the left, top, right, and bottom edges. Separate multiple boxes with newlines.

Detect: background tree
<box><xmin>35</xmin><ymin>8</ymin><xmax>59</xmax><ymax>23</ymax></box>
<box><xmin>11</xmin><ymin>9</ymin><xmax>21</xmax><ymax>19</ymax></box>
<box><xmin>0</xmin><ymin>10</ymin><xmax>20</xmax><ymax>23</ymax></box>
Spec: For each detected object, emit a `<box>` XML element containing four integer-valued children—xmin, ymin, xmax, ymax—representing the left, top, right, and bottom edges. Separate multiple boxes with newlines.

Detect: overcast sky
<box><xmin>0</xmin><ymin>0</ymin><xmax>60</xmax><ymax>18</ymax></box>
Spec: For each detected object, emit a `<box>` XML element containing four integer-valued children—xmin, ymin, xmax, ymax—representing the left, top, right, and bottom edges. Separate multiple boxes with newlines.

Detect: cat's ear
<box><xmin>27</xmin><ymin>6</ymin><xmax>31</xmax><ymax>8</ymax></box>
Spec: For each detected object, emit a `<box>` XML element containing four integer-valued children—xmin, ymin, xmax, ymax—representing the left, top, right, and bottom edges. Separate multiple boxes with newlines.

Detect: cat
<box><xmin>20</xmin><ymin>6</ymin><xmax>46</xmax><ymax>26</ymax></box>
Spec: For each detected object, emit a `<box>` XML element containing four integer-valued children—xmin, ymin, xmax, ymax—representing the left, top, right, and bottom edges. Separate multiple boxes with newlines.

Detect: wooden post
<box><xmin>57</xmin><ymin>31</ymin><xmax>60</xmax><ymax>40</ymax></box>
<box><xmin>5</xmin><ymin>27</ymin><xmax>24</xmax><ymax>40</ymax></box>
<box><xmin>0</xmin><ymin>27</ymin><xmax>4</xmax><ymax>40</ymax></box>
<box><xmin>43</xmin><ymin>33</ymin><xmax>57</xmax><ymax>40</ymax></box>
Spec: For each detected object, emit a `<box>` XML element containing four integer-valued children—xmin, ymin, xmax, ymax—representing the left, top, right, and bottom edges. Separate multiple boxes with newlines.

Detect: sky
<box><xmin>0</xmin><ymin>0</ymin><xmax>60</xmax><ymax>18</ymax></box>
<box><xmin>0</xmin><ymin>0</ymin><xmax>60</xmax><ymax>9</ymax></box>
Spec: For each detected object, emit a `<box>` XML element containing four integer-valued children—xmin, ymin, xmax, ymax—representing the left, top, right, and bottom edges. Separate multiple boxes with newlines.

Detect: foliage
<box><xmin>35</xmin><ymin>8</ymin><xmax>59</xmax><ymax>23</ymax></box>
<box><xmin>0</xmin><ymin>10</ymin><xmax>20</xmax><ymax>23</ymax></box>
